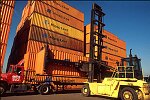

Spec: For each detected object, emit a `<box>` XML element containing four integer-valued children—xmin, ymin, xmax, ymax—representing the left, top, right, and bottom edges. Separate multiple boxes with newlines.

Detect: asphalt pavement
<box><xmin>1</xmin><ymin>92</ymin><xmax>112</xmax><ymax>100</ymax></box>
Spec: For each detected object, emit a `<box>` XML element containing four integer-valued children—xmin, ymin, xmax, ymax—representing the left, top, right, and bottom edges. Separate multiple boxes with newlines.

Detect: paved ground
<box><xmin>1</xmin><ymin>92</ymin><xmax>112</xmax><ymax>100</ymax></box>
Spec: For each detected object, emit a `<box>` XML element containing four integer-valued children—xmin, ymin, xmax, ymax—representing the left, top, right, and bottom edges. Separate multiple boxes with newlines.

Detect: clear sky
<box><xmin>3</xmin><ymin>1</ymin><xmax>150</xmax><ymax>76</ymax></box>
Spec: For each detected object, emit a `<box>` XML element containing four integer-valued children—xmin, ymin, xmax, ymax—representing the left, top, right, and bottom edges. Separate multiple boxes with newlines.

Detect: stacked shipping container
<box><xmin>85</xmin><ymin>24</ymin><xmax>126</xmax><ymax>68</ymax></box>
<box><xmin>8</xmin><ymin>1</ymin><xmax>88</xmax><ymax>89</ymax></box>
<box><xmin>0</xmin><ymin>1</ymin><xmax>15</xmax><ymax>73</ymax></box>
<box><xmin>8</xmin><ymin>1</ymin><xmax>127</xmax><ymax>89</ymax></box>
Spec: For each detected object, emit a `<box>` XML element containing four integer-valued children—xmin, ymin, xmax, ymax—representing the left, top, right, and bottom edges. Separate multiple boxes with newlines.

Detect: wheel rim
<box><xmin>0</xmin><ymin>87</ymin><xmax>4</xmax><ymax>95</ymax></box>
<box><xmin>42</xmin><ymin>87</ymin><xmax>49</xmax><ymax>94</ymax></box>
<box><xmin>123</xmin><ymin>91</ymin><xmax>133</xmax><ymax>100</ymax></box>
<box><xmin>83</xmin><ymin>87</ymin><xmax>88</xmax><ymax>94</ymax></box>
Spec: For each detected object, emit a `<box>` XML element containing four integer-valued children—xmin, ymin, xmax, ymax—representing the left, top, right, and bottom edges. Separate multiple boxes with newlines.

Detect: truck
<box><xmin>0</xmin><ymin>46</ymin><xmax>87</xmax><ymax>96</ymax></box>
<box><xmin>0</xmin><ymin>48</ymin><xmax>55</xmax><ymax>95</ymax></box>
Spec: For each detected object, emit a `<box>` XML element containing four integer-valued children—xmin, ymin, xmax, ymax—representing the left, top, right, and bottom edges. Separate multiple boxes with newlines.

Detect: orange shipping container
<box><xmin>1</xmin><ymin>1</ymin><xmax>15</xmax><ymax>70</ymax></box>
<box><xmin>85</xmin><ymin>25</ymin><xmax>122</xmax><ymax>47</ymax></box>
<box><xmin>29</xmin><ymin>13</ymin><xmax>84</xmax><ymax>41</ymax></box>
<box><xmin>1</xmin><ymin>23</ymin><xmax>11</xmax><ymax>44</ymax></box>
<box><xmin>24</xmin><ymin>53</ymin><xmax>36</xmax><ymax>70</ymax></box>
<box><xmin>1</xmin><ymin>4</ymin><xmax>14</xmax><ymax>25</ymax></box>
<box><xmin>103</xmin><ymin>30</ymin><xmax>118</xmax><ymax>47</ymax></box>
<box><xmin>1</xmin><ymin>44</ymin><xmax>7</xmax><ymax>68</ymax></box>
<box><xmin>16</xmin><ymin>1</ymin><xmax>84</xmax><ymax>33</ymax></box>
<box><xmin>23</xmin><ymin>52</ymin><xmax>88</xmax><ymax>83</ymax></box>
<box><xmin>29</xmin><ymin>25</ymin><xmax>84</xmax><ymax>52</ymax></box>
<box><xmin>117</xmin><ymin>39</ymin><xmax>126</xmax><ymax>49</ymax></box>
<box><xmin>2</xmin><ymin>0</ymin><xmax>15</xmax><ymax>7</ymax></box>
<box><xmin>41</xmin><ymin>1</ymin><xmax>84</xmax><ymax>22</ymax></box>
<box><xmin>33</xmin><ymin>1</ymin><xmax>84</xmax><ymax>31</ymax></box>
<box><xmin>86</xmin><ymin>42</ymin><xmax>125</xmax><ymax>57</ymax></box>
<box><xmin>26</xmin><ymin>40</ymin><xmax>88</xmax><ymax>62</ymax></box>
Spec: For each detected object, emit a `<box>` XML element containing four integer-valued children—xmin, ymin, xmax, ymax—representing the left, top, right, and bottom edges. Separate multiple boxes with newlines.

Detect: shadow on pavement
<box><xmin>1</xmin><ymin>90</ymin><xmax>81</xmax><ymax>97</ymax></box>
<box><xmin>1</xmin><ymin>90</ymin><xmax>118</xmax><ymax>100</ymax></box>
<box><xmin>1</xmin><ymin>92</ymin><xmax>38</xmax><ymax>97</ymax></box>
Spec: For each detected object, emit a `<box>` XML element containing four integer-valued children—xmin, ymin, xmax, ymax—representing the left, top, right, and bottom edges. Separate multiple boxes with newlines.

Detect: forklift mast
<box><xmin>88</xmin><ymin>3</ymin><xmax>105</xmax><ymax>82</ymax></box>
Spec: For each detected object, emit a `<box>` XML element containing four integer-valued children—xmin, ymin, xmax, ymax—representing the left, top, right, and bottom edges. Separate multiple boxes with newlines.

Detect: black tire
<box><xmin>38</xmin><ymin>84</ymin><xmax>51</xmax><ymax>95</ymax></box>
<box><xmin>81</xmin><ymin>84</ymin><xmax>90</xmax><ymax>97</ymax></box>
<box><xmin>120</xmin><ymin>87</ymin><xmax>138</xmax><ymax>100</ymax></box>
<box><xmin>0</xmin><ymin>83</ymin><xmax>6</xmax><ymax>96</ymax></box>
<box><xmin>33</xmin><ymin>86</ymin><xmax>39</xmax><ymax>94</ymax></box>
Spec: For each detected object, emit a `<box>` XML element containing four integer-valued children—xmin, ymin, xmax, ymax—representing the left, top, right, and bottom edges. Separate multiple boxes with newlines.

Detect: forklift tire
<box><xmin>120</xmin><ymin>87</ymin><xmax>138</xmax><ymax>100</ymax></box>
<box><xmin>39</xmin><ymin>84</ymin><xmax>51</xmax><ymax>95</ymax></box>
<box><xmin>81</xmin><ymin>84</ymin><xmax>90</xmax><ymax>97</ymax></box>
<box><xmin>0</xmin><ymin>83</ymin><xmax>6</xmax><ymax>96</ymax></box>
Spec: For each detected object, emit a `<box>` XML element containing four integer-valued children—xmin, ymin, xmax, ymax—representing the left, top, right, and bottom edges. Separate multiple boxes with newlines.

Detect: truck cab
<box><xmin>0</xmin><ymin>65</ymin><xmax>24</xmax><ymax>95</ymax></box>
<box><xmin>1</xmin><ymin>65</ymin><xmax>24</xmax><ymax>84</ymax></box>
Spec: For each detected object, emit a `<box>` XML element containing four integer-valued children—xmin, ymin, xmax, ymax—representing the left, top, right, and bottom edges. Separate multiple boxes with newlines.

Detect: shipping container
<box><xmin>1</xmin><ymin>44</ymin><xmax>7</xmax><ymax>68</ymax></box>
<box><xmin>23</xmin><ymin>52</ymin><xmax>88</xmax><ymax>87</ymax></box>
<box><xmin>24</xmin><ymin>53</ymin><xmax>36</xmax><ymax>71</ymax></box>
<box><xmin>85</xmin><ymin>24</ymin><xmax>125</xmax><ymax>48</ymax></box>
<box><xmin>85</xmin><ymin>24</ymin><xmax>126</xmax><ymax>68</ymax></box>
<box><xmin>1</xmin><ymin>4</ymin><xmax>14</xmax><ymax>25</ymax></box>
<box><xmin>2</xmin><ymin>0</ymin><xmax>15</xmax><ymax>7</ymax></box>
<box><xmin>26</xmin><ymin>40</ymin><xmax>88</xmax><ymax>62</ymax></box>
<box><xmin>1</xmin><ymin>23</ymin><xmax>11</xmax><ymax>44</ymax></box>
<box><xmin>29</xmin><ymin>13</ymin><xmax>84</xmax><ymax>41</ymax></box>
<box><xmin>1</xmin><ymin>1</ymin><xmax>15</xmax><ymax>70</ymax></box>
<box><xmin>41</xmin><ymin>1</ymin><xmax>84</xmax><ymax>22</ymax></box>
<box><xmin>29</xmin><ymin>25</ymin><xmax>84</xmax><ymax>52</ymax></box>
<box><xmin>16</xmin><ymin>1</ymin><xmax>84</xmax><ymax>33</ymax></box>
<box><xmin>34</xmin><ymin>1</ymin><xmax>84</xmax><ymax>31</ymax></box>
<box><xmin>86</xmin><ymin>42</ymin><xmax>126</xmax><ymax>58</ymax></box>
<box><xmin>24</xmin><ymin>70</ymin><xmax>87</xmax><ymax>90</ymax></box>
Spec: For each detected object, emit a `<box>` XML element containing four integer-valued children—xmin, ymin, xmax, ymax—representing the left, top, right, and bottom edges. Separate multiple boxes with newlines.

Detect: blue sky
<box><xmin>3</xmin><ymin>1</ymin><xmax>150</xmax><ymax>76</ymax></box>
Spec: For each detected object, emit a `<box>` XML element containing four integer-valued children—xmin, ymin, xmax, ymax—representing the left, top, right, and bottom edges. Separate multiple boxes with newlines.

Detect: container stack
<box><xmin>8</xmin><ymin>1</ymin><xmax>88</xmax><ymax>86</ymax></box>
<box><xmin>0</xmin><ymin>1</ymin><xmax>15</xmax><ymax>73</ymax></box>
<box><xmin>85</xmin><ymin>24</ymin><xmax>126</xmax><ymax>68</ymax></box>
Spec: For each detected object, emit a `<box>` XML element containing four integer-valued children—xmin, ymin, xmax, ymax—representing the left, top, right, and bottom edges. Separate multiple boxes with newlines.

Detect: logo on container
<box><xmin>42</xmin><ymin>33</ymin><xmax>67</xmax><ymax>43</ymax></box>
<box><xmin>42</xmin><ymin>33</ymin><xmax>48</xmax><ymax>38</ymax></box>
<box><xmin>47</xmin><ymin>9</ymin><xmax>51</xmax><ymax>13</ymax></box>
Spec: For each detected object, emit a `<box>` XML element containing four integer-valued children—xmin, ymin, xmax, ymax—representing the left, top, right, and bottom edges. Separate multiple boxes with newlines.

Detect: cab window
<box><xmin>14</xmin><ymin>67</ymin><xmax>22</xmax><ymax>75</ymax></box>
<box><xmin>8</xmin><ymin>67</ymin><xmax>12</xmax><ymax>72</ymax></box>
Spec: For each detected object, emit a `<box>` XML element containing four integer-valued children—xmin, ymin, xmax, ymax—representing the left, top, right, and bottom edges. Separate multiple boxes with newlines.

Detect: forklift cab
<box><xmin>121</xmin><ymin>56</ymin><xmax>142</xmax><ymax>72</ymax></box>
<box><xmin>120</xmin><ymin>49</ymin><xmax>143</xmax><ymax>80</ymax></box>
<box><xmin>113</xmin><ymin>66</ymin><xmax>135</xmax><ymax>78</ymax></box>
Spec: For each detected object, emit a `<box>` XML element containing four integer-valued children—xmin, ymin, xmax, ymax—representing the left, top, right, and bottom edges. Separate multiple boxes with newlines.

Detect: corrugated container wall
<box><xmin>0</xmin><ymin>0</ymin><xmax>15</xmax><ymax>73</ymax></box>
<box><xmin>85</xmin><ymin>24</ymin><xmax>126</xmax><ymax>68</ymax></box>
<box><xmin>7</xmin><ymin>1</ymin><xmax>88</xmax><ymax>85</ymax></box>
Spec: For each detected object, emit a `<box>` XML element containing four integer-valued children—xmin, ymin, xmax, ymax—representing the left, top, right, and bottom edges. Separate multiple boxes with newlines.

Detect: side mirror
<box><xmin>18</xmin><ymin>71</ymin><xmax>22</xmax><ymax>75</ymax></box>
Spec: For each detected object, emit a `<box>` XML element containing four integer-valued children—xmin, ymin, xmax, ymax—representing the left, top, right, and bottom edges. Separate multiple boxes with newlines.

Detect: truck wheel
<box><xmin>0</xmin><ymin>83</ymin><xmax>6</xmax><ymax>95</ymax></box>
<box><xmin>81</xmin><ymin>84</ymin><xmax>90</xmax><ymax>97</ymax></box>
<box><xmin>39</xmin><ymin>84</ymin><xmax>50</xmax><ymax>95</ymax></box>
<box><xmin>120</xmin><ymin>87</ymin><xmax>138</xmax><ymax>100</ymax></box>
